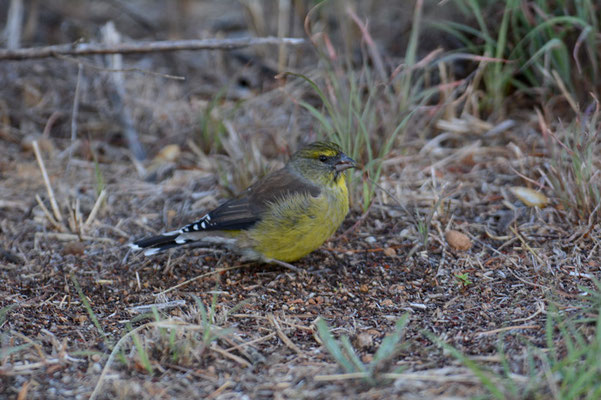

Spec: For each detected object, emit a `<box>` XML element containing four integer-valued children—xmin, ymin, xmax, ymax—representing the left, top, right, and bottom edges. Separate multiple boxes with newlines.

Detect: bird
<box><xmin>130</xmin><ymin>141</ymin><xmax>356</xmax><ymax>268</ymax></box>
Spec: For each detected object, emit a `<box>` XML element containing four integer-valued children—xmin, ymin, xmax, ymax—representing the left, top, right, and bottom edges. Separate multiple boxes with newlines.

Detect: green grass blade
<box><xmin>372</xmin><ymin>314</ymin><xmax>409</xmax><ymax>365</ymax></box>
<box><xmin>71</xmin><ymin>275</ymin><xmax>108</xmax><ymax>343</ymax></box>
<box><xmin>316</xmin><ymin>318</ymin><xmax>355</xmax><ymax>374</ymax></box>
<box><xmin>340</xmin><ymin>335</ymin><xmax>368</xmax><ymax>374</ymax></box>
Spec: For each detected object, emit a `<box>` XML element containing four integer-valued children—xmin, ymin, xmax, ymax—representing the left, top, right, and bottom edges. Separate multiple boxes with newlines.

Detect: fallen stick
<box><xmin>0</xmin><ymin>36</ymin><xmax>305</xmax><ymax>61</ymax></box>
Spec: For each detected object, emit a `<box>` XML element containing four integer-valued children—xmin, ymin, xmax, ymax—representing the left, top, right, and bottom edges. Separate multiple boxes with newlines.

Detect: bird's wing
<box><xmin>188</xmin><ymin>167</ymin><xmax>321</xmax><ymax>232</ymax></box>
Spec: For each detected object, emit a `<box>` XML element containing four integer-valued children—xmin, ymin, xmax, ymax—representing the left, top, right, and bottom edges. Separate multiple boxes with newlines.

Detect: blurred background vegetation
<box><xmin>2</xmin><ymin>0</ymin><xmax>599</xmax><ymax>221</ymax></box>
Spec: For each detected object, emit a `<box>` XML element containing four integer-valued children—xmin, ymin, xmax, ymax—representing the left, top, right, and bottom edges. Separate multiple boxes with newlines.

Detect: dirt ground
<box><xmin>2</xmin><ymin>97</ymin><xmax>598</xmax><ymax>399</ymax></box>
<box><xmin>1</xmin><ymin>1</ymin><xmax>600</xmax><ymax>399</ymax></box>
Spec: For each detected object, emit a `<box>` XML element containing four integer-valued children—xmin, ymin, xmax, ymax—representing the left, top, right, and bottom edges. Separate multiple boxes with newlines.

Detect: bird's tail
<box><xmin>129</xmin><ymin>231</ymin><xmax>194</xmax><ymax>256</ymax></box>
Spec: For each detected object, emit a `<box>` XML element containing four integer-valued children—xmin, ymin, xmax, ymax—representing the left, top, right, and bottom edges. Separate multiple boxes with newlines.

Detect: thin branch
<box><xmin>0</xmin><ymin>36</ymin><xmax>306</xmax><ymax>61</ymax></box>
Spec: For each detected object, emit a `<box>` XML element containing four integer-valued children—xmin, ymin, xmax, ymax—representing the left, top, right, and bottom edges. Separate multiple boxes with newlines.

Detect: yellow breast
<box><xmin>243</xmin><ymin>176</ymin><xmax>349</xmax><ymax>262</ymax></box>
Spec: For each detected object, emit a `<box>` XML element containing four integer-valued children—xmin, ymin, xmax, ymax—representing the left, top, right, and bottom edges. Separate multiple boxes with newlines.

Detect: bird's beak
<box><xmin>335</xmin><ymin>153</ymin><xmax>357</xmax><ymax>172</ymax></box>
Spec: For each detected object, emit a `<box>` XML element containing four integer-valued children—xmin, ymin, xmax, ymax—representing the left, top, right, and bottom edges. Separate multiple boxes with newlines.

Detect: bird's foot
<box><xmin>266</xmin><ymin>258</ymin><xmax>303</xmax><ymax>274</ymax></box>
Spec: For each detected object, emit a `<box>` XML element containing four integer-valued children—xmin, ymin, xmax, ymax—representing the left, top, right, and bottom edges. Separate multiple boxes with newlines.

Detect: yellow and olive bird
<box><xmin>130</xmin><ymin>141</ymin><xmax>356</xmax><ymax>265</ymax></box>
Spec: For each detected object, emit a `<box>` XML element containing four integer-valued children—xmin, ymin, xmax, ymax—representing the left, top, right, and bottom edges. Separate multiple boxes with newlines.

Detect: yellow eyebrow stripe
<box><xmin>314</xmin><ymin>149</ymin><xmax>337</xmax><ymax>157</ymax></box>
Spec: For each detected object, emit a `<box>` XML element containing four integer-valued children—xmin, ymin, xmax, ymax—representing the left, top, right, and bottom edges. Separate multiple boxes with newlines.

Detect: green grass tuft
<box><xmin>316</xmin><ymin>314</ymin><xmax>409</xmax><ymax>385</ymax></box>
<box><xmin>430</xmin><ymin>299</ymin><xmax>601</xmax><ymax>399</ymax></box>
<box><xmin>290</xmin><ymin>1</ymin><xmax>436</xmax><ymax>211</ymax></box>
<box><xmin>542</xmin><ymin>103</ymin><xmax>601</xmax><ymax>223</ymax></box>
<box><xmin>438</xmin><ymin>0</ymin><xmax>601</xmax><ymax>114</ymax></box>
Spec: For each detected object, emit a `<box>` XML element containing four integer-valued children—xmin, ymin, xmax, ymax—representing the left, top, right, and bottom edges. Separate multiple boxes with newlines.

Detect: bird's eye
<box><xmin>318</xmin><ymin>155</ymin><xmax>328</xmax><ymax>162</ymax></box>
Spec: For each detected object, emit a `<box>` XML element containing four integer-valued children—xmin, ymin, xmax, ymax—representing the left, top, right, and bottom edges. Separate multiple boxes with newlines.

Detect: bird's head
<box><xmin>289</xmin><ymin>141</ymin><xmax>356</xmax><ymax>185</ymax></box>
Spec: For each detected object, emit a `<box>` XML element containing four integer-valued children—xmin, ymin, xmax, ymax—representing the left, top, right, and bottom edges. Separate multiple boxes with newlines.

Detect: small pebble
<box><xmin>383</xmin><ymin>247</ymin><xmax>396</xmax><ymax>257</ymax></box>
<box><xmin>445</xmin><ymin>230</ymin><xmax>472</xmax><ymax>251</ymax></box>
<box><xmin>92</xmin><ymin>363</ymin><xmax>102</xmax><ymax>374</ymax></box>
<box><xmin>63</xmin><ymin>242</ymin><xmax>85</xmax><ymax>256</ymax></box>
<box><xmin>355</xmin><ymin>332</ymin><xmax>374</xmax><ymax>350</ymax></box>
<box><xmin>381</xmin><ymin>299</ymin><xmax>394</xmax><ymax>307</ymax></box>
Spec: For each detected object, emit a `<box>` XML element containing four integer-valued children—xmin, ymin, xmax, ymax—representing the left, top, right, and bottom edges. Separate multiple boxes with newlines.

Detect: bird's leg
<box><xmin>266</xmin><ymin>258</ymin><xmax>303</xmax><ymax>273</ymax></box>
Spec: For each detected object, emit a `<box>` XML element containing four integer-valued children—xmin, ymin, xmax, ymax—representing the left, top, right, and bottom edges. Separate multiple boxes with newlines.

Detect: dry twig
<box><xmin>32</xmin><ymin>140</ymin><xmax>63</xmax><ymax>223</ymax></box>
<box><xmin>0</xmin><ymin>36</ymin><xmax>305</xmax><ymax>60</ymax></box>
<box><xmin>268</xmin><ymin>314</ymin><xmax>305</xmax><ymax>358</ymax></box>
<box><xmin>84</xmin><ymin>189</ymin><xmax>107</xmax><ymax>228</ymax></box>
<box><xmin>154</xmin><ymin>265</ymin><xmax>251</xmax><ymax>296</ymax></box>
<box><xmin>210</xmin><ymin>344</ymin><xmax>251</xmax><ymax>368</ymax></box>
